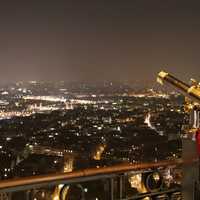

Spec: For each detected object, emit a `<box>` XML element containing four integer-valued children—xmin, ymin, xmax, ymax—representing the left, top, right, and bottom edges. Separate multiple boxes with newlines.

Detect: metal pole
<box><xmin>119</xmin><ymin>175</ymin><xmax>123</xmax><ymax>199</ymax></box>
<box><xmin>110</xmin><ymin>178</ymin><xmax>114</xmax><ymax>200</ymax></box>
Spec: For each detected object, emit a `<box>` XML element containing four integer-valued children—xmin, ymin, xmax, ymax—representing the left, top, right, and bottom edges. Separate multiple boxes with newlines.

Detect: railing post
<box><xmin>119</xmin><ymin>175</ymin><xmax>123</xmax><ymax>199</ymax></box>
<box><xmin>8</xmin><ymin>192</ymin><xmax>12</xmax><ymax>200</ymax></box>
<box><xmin>118</xmin><ymin>174</ymin><xmax>125</xmax><ymax>199</ymax></box>
<box><xmin>25</xmin><ymin>190</ymin><xmax>30</xmax><ymax>200</ymax></box>
<box><xmin>110</xmin><ymin>178</ymin><xmax>114</xmax><ymax>200</ymax></box>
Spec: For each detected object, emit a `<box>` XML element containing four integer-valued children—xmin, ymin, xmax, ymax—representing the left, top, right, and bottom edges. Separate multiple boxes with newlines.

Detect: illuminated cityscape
<box><xmin>0</xmin><ymin>81</ymin><xmax>185</xmax><ymax>199</ymax></box>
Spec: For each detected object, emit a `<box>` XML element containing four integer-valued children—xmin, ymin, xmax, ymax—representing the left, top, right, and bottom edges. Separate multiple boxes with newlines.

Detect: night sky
<box><xmin>0</xmin><ymin>1</ymin><xmax>199</xmax><ymax>83</ymax></box>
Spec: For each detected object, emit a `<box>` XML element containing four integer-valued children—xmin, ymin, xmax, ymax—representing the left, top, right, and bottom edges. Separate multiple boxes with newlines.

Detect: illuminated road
<box><xmin>144</xmin><ymin>113</ymin><xmax>163</xmax><ymax>136</ymax></box>
<box><xmin>93</xmin><ymin>144</ymin><xmax>106</xmax><ymax>160</ymax></box>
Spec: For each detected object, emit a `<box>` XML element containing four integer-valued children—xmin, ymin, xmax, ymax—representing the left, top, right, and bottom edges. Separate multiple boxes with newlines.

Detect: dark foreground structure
<box><xmin>0</xmin><ymin>159</ymin><xmax>191</xmax><ymax>199</ymax></box>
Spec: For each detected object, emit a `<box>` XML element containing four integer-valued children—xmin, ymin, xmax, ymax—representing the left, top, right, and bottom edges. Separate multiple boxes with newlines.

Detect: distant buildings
<box><xmin>0</xmin><ymin>81</ymin><xmax>183</xmax><ymax>179</ymax></box>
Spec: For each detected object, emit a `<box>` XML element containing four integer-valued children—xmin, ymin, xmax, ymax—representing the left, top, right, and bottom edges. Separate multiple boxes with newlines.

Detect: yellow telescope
<box><xmin>157</xmin><ymin>71</ymin><xmax>200</xmax><ymax>104</ymax></box>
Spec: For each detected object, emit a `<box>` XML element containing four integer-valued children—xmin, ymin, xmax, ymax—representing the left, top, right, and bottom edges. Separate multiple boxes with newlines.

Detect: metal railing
<box><xmin>0</xmin><ymin>158</ymin><xmax>197</xmax><ymax>200</ymax></box>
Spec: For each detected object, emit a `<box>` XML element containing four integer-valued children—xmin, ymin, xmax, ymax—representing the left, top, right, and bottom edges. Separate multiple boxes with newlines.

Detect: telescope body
<box><xmin>157</xmin><ymin>71</ymin><xmax>200</xmax><ymax>104</ymax></box>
